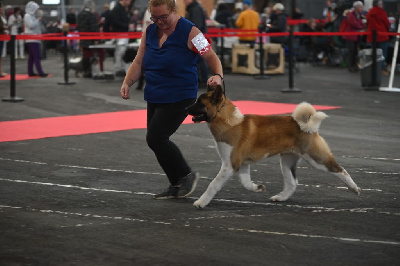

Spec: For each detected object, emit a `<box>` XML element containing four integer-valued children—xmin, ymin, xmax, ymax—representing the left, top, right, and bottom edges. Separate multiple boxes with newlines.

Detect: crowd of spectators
<box><xmin>0</xmin><ymin>0</ymin><xmax>398</xmax><ymax>79</ymax></box>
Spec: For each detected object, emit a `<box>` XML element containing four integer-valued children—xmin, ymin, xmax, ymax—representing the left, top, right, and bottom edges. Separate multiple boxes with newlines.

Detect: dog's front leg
<box><xmin>238</xmin><ymin>164</ymin><xmax>266</xmax><ymax>192</ymax></box>
<box><xmin>193</xmin><ymin>163</ymin><xmax>234</xmax><ymax>208</ymax></box>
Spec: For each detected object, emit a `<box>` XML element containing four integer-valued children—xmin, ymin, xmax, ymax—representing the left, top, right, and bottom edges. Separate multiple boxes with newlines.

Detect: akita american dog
<box><xmin>186</xmin><ymin>86</ymin><xmax>361</xmax><ymax>209</ymax></box>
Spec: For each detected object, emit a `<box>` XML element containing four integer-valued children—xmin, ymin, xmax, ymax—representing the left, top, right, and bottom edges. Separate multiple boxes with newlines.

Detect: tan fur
<box><xmin>292</xmin><ymin>102</ymin><xmax>328</xmax><ymax>133</ymax></box>
<box><xmin>204</xmin><ymin>99</ymin><xmax>319</xmax><ymax>171</ymax></box>
<box><xmin>186</xmin><ymin>86</ymin><xmax>361</xmax><ymax>208</ymax></box>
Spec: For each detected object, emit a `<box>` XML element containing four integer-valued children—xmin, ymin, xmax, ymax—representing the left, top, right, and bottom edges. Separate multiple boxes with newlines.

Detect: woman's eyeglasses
<box><xmin>150</xmin><ymin>13</ymin><xmax>170</xmax><ymax>22</ymax></box>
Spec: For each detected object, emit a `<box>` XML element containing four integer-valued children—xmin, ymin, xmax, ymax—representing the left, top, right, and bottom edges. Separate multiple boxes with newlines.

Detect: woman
<box><xmin>0</xmin><ymin>3</ymin><xmax>8</xmax><ymax>77</ymax></box>
<box><xmin>77</xmin><ymin>0</ymin><xmax>102</xmax><ymax>78</ymax></box>
<box><xmin>342</xmin><ymin>1</ymin><xmax>365</xmax><ymax>72</ymax></box>
<box><xmin>8</xmin><ymin>7</ymin><xmax>25</xmax><ymax>59</ymax></box>
<box><xmin>24</xmin><ymin>1</ymin><xmax>48</xmax><ymax>77</ymax></box>
<box><xmin>120</xmin><ymin>0</ymin><xmax>223</xmax><ymax>199</ymax></box>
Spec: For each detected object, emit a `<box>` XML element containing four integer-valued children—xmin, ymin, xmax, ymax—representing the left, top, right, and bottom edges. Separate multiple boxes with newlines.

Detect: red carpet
<box><xmin>0</xmin><ymin>74</ymin><xmax>53</xmax><ymax>80</ymax></box>
<box><xmin>0</xmin><ymin>101</ymin><xmax>340</xmax><ymax>143</ymax></box>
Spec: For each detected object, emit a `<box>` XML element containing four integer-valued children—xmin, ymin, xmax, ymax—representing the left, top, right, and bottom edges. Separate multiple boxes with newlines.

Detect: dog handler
<box><xmin>120</xmin><ymin>0</ymin><xmax>223</xmax><ymax>199</ymax></box>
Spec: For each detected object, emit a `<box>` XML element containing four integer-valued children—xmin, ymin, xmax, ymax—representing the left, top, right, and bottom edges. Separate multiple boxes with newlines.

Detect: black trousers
<box><xmin>346</xmin><ymin>40</ymin><xmax>359</xmax><ymax>70</ymax></box>
<box><xmin>146</xmin><ymin>98</ymin><xmax>196</xmax><ymax>186</ymax></box>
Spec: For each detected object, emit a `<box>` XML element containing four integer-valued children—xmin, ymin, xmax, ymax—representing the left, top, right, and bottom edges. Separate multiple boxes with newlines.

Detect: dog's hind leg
<box><xmin>238</xmin><ymin>164</ymin><xmax>266</xmax><ymax>192</ymax></box>
<box><xmin>271</xmin><ymin>153</ymin><xmax>300</xmax><ymax>202</ymax></box>
<box><xmin>302</xmin><ymin>153</ymin><xmax>361</xmax><ymax>195</ymax></box>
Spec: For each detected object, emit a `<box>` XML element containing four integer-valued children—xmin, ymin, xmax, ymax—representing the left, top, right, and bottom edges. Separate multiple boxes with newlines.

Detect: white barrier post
<box><xmin>380</xmin><ymin>20</ymin><xmax>400</xmax><ymax>92</ymax></box>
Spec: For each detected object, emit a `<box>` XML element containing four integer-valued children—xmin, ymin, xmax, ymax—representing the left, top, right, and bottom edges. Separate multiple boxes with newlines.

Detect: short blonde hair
<box><xmin>148</xmin><ymin>0</ymin><xmax>177</xmax><ymax>12</ymax></box>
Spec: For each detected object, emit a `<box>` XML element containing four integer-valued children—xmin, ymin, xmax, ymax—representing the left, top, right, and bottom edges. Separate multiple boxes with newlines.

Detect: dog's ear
<box><xmin>211</xmin><ymin>85</ymin><xmax>224</xmax><ymax>104</ymax></box>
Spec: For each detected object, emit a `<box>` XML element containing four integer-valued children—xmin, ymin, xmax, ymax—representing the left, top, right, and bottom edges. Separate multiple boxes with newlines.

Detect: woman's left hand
<box><xmin>207</xmin><ymin>74</ymin><xmax>222</xmax><ymax>89</ymax></box>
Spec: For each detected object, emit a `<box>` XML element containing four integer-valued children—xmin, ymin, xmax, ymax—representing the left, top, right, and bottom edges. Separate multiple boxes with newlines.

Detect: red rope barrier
<box><xmin>208</xmin><ymin>28</ymin><xmax>259</xmax><ymax>33</ymax></box>
<box><xmin>0</xmin><ymin>35</ymin><xmax>11</xmax><ymax>41</ymax></box>
<box><xmin>3</xmin><ymin>30</ymin><xmax>398</xmax><ymax>41</ymax></box>
<box><xmin>16</xmin><ymin>32</ymin><xmax>143</xmax><ymax>41</ymax></box>
<box><xmin>293</xmin><ymin>31</ymin><xmax>368</xmax><ymax>36</ymax></box>
<box><xmin>287</xmin><ymin>19</ymin><xmax>327</xmax><ymax>25</ymax></box>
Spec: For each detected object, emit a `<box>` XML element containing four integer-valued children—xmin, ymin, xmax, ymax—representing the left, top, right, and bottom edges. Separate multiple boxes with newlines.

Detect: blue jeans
<box><xmin>377</xmin><ymin>41</ymin><xmax>388</xmax><ymax>70</ymax></box>
<box><xmin>146</xmin><ymin>98</ymin><xmax>196</xmax><ymax>186</ymax></box>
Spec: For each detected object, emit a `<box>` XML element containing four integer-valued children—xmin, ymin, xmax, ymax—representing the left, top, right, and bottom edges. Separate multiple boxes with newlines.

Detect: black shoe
<box><xmin>177</xmin><ymin>172</ymin><xmax>200</xmax><ymax>198</ymax></box>
<box><xmin>348</xmin><ymin>66</ymin><xmax>359</xmax><ymax>73</ymax></box>
<box><xmin>153</xmin><ymin>185</ymin><xmax>179</xmax><ymax>200</ymax></box>
<box><xmin>93</xmin><ymin>74</ymin><xmax>105</xmax><ymax>80</ymax></box>
<box><xmin>115</xmin><ymin>70</ymin><xmax>126</xmax><ymax>77</ymax></box>
<box><xmin>83</xmin><ymin>72</ymin><xmax>92</xmax><ymax>78</ymax></box>
<box><xmin>39</xmin><ymin>73</ymin><xmax>49</xmax><ymax>78</ymax></box>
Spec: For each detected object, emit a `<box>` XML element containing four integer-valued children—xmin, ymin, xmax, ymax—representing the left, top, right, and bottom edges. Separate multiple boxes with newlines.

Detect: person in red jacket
<box><xmin>342</xmin><ymin>1</ymin><xmax>365</xmax><ymax>72</ymax></box>
<box><xmin>367</xmin><ymin>0</ymin><xmax>390</xmax><ymax>75</ymax></box>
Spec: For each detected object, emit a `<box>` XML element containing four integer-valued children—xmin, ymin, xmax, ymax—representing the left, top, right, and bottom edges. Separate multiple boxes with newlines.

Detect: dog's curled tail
<box><xmin>292</xmin><ymin>102</ymin><xmax>328</xmax><ymax>133</ymax></box>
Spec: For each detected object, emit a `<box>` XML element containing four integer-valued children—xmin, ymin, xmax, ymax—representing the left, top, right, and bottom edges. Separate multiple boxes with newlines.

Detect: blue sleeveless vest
<box><xmin>143</xmin><ymin>17</ymin><xmax>199</xmax><ymax>103</ymax></box>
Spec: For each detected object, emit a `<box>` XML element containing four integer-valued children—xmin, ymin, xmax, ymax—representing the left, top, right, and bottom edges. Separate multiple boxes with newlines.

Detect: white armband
<box><xmin>191</xmin><ymin>32</ymin><xmax>211</xmax><ymax>56</ymax></box>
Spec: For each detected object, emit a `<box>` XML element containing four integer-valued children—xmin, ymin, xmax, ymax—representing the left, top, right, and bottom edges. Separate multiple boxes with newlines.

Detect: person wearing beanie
<box><xmin>267</xmin><ymin>3</ymin><xmax>288</xmax><ymax>44</ymax></box>
<box><xmin>235</xmin><ymin>0</ymin><xmax>260</xmax><ymax>47</ymax></box>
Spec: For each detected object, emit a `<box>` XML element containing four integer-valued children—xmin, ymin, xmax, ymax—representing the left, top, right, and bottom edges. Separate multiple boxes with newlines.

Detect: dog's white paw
<box><xmin>351</xmin><ymin>186</ymin><xmax>361</xmax><ymax>196</ymax></box>
<box><xmin>270</xmin><ymin>193</ymin><xmax>289</xmax><ymax>202</ymax></box>
<box><xmin>256</xmin><ymin>184</ymin><xmax>266</xmax><ymax>192</ymax></box>
<box><xmin>193</xmin><ymin>199</ymin><xmax>206</xmax><ymax>209</ymax></box>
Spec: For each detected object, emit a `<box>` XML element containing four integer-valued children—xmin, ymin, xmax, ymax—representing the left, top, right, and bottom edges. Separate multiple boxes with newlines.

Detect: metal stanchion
<box><xmin>282</xmin><ymin>0</ymin><xmax>301</xmax><ymax>92</ymax></box>
<box><xmin>2</xmin><ymin>35</ymin><xmax>24</xmax><ymax>102</ymax></box>
<box><xmin>220</xmin><ymin>26</ymin><xmax>225</xmax><ymax>68</ymax></box>
<box><xmin>380</xmin><ymin>20</ymin><xmax>400</xmax><ymax>92</ymax></box>
<box><xmin>58</xmin><ymin>24</ymin><xmax>75</xmax><ymax>85</ymax></box>
<box><xmin>371</xmin><ymin>29</ymin><xmax>377</xmax><ymax>88</ymax></box>
<box><xmin>255</xmin><ymin>26</ymin><xmax>269</xmax><ymax>80</ymax></box>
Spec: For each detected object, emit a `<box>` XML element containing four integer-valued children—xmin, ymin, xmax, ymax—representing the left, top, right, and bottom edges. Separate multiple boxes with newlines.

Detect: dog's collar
<box><xmin>208</xmin><ymin>99</ymin><xmax>226</xmax><ymax>122</ymax></box>
<box><xmin>217</xmin><ymin>102</ymin><xmax>225</xmax><ymax>113</ymax></box>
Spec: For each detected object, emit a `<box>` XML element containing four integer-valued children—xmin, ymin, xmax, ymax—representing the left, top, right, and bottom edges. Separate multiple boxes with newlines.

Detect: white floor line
<box><xmin>1</xmin><ymin>157</ymin><xmax>393</xmax><ymax>189</ymax></box>
<box><xmin>1</xmin><ymin>204</ymin><xmax>399</xmax><ymax>246</ymax></box>
<box><xmin>228</xmin><ymin>227</ymin><xmax>400</xmax><ymax>246</ymax></box>
<box><xmin>0</xmin><ymin>204</ymin><xmax>171</xmax><ymax>225</ymax></box>
<box><xmin>1</xmin><ymin>177</ymin><xmax>399</xmax><ymax>216</ymax></box>
<box><xmin>0</xmin><ymin>177</ymin><xmax>154</xmax><ymax>196</ymax></box>
<box><xmin>341</xmin><ymin>155</ymin><xmax>400</xmax><ymax>162</ymax></box>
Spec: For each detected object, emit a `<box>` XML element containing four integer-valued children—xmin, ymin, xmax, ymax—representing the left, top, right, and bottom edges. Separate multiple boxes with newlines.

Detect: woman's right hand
<box><xmin>120</xmin><ymin>84</ymin><xmax>130</xmax><ymax>100</ymax></box>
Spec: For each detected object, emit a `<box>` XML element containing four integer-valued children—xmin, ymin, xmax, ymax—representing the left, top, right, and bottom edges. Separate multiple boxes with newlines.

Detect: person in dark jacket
<box><xmin>100</xmin><ymin>4</ymin><xmax>112</xmax><ymax>32</ymax></box>
<box><xmin>367</xmin><ymin>0</ymin><xmax>390</xmax><ymax>75</ymax></box>
<box><xmin>66</xmin><ymin>8</ymin><xmax>77</xmax><ymax>25</ymax></box>
<box><xmin>267</xmin><ymin>3</ymin><xmax>288</xmax><ymax>45</ymax></box>
<box><xmin>110</xmin><ymin>0</ymin><xmax>131</xmax><ymax>76</ymax></box>
<box><xmin>215</xmin><ymin>3</ymin><xmax>233</xmax><ymax>27</ymax></box>
<box><xmin>184</xmin><ymin>0</ymin><xmax>208</xmax><ymax>88</ymax></box>
<box><xmin>77</xmin><ymin>0</ymin><xmax>100</xmax><ymax>78</ymax></box>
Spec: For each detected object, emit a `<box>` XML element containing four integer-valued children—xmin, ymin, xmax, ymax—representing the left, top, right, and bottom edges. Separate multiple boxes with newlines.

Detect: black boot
<box><xmin>82</xmin><ymin>58</ymin><xmax>92</xmax><ymax>78</ymax></box>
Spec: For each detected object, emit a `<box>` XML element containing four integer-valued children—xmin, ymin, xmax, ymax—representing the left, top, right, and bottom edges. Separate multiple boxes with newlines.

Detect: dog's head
<box><xmin>186</xmin><ymin>85</ymin><xmax>225</xmax><ymax>123</ymax></box>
